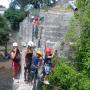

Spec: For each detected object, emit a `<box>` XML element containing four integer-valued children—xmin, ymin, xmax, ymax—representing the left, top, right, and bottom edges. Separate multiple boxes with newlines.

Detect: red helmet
<box><xmin>45</xmin><ymin>48</ymin><xmax>51</xmax><ymax>56</ymax></box>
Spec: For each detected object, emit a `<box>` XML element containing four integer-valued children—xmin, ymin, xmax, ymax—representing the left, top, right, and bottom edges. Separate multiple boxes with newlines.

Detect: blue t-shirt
<box><xmin>32</xmin><ymin>56</ymin><xmax>40</xmax><ymax>66</ymax></box>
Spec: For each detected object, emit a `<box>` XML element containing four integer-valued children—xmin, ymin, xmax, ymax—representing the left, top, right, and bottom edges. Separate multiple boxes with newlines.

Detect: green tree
<box><xmin>0</xmin><ymin>15</ymin><xmax>10</xmax><ymax>50</ymax></box>
<box><xmin>15</xmin><ymin>0</ymin><xmax>30</xmax><ymax>10</ymax></box>
<box><xmin>13</xmin><ymin>0</ymin><xmax>57</xmax><ymax>10</ymax></box>
<box><xmin>13</xmin><ymin>0</ymin><xmax>41</xmax><ymax>9</ymax></box>
<box><xmin>4</xmin><ymin>8</ymin><xmax>26</xmax><ymax>30</ymax></box>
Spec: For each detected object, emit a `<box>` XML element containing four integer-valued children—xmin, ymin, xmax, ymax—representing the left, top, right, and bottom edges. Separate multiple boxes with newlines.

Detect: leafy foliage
<box><xmin>4</xmin><ymin>8</ymin><xmax>26</xmax><ymax>30</ymax></box>
<box><xmin>40</xmin><ymin>60</ymin><xmax>90</xmax><ymax>90</ymax></box>
<box><xmin>75</xmin><ymin>0</ymin><xmax>90</xmax><ymax>74</ymax></box>
<box><xmin>49</xmin><ymin>63</ymin><xmax>77</xmax><ymax>90</ymax></box>
<box><xmin>76</xmin><ymin>0</ymin><xmax>90</xmax><ymax>26</ymax></box>
<box><xmin>0</xmin><ymin>15</ymin><xmax>10</xmax><ymax>47</ymax></box>
<box><xmin>13</xmin><ymin>0</ymin><xmax>57</xmax><ymax>10</ymax></box>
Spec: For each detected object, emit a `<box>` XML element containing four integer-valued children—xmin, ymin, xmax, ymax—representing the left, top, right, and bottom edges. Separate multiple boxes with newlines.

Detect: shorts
<box><xmin>43</xmin><ymin>64</ymin><xmax>51</xmax><ymax>75</ymax></box>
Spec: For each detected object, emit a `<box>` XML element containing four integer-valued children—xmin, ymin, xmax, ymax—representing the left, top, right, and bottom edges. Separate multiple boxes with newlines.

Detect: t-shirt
<box><xmin>31</xmin><ymin>56</ymin><xmax>40</xmax><ymax>71</ymax></box>
<box><xmin>32</xmin><ymin>56</ymin><xmax>40</xmax><ymax>66</ymax></box>
<box><xmin>44</xmin><ymin>54</ymin><xmax>52</xmax><ymax>64</ymax></box>
<box><xmin>25</xmin><ymin>53</ymin><xmax>33</xmax><ymax>65</ymax></box>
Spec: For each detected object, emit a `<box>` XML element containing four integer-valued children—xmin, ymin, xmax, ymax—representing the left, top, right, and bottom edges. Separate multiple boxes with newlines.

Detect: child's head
<box><xmin>36</xmin><ymin>50</ymin><xmax>43</xmax><ymax>58</ymax></box>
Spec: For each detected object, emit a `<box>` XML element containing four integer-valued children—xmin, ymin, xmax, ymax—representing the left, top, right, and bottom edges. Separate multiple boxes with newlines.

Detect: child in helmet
<box><xmin>24</xmin><ymin>41</ymin><xmax>33</xmax><ymax>82</ymax></box>
<box><xmin>30</xmin><ymin>50</ymin><xmax>43</xmax><ymax>84</ymax></box>
<box><xmin>43</xmin><ymin>48</ymin><xmax>52</xmax><ymax>85</ymax></box>
<box><xmin>10</xmin><ymin>42</ymin><xmax>21</xmax><ymax>82</ymax></box>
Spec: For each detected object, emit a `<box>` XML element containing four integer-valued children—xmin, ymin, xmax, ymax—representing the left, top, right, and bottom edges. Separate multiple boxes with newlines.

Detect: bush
<box><xmin>48</xmin><ymin>62</ymin><xmax>77</xmax><ymax>90</ymax></box>
<box><xmin>39</xmin><ymin>58</ymin><xmax>90</xmax><ymax>90</ymax></box>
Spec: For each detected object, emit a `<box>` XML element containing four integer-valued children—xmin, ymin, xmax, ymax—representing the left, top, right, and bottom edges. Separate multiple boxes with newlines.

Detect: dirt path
<box><xmin>0</xmin><ymin>60</ymin><xmax>13</xmax><ymax>90</ymax></box>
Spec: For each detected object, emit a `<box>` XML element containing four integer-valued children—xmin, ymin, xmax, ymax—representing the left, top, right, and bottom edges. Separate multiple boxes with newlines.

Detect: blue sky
<box><xmin>0</xmin><ymin>0</ymin><xmax>11</xmax><ymax>8</ymax></box>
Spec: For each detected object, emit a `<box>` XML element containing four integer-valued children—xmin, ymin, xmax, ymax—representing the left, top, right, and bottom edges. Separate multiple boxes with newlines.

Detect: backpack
<box><xmin>14</xmin><ymin>49</ymin><xmax>21</xmax><ymax>63</ymax></box>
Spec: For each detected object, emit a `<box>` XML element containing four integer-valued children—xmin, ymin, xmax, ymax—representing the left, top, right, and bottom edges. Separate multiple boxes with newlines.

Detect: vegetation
<box><xmin>0</xmin><ymin>15</ymin><xmax>10</xmax><ymax>50</ymax></box>
<box><xmin>0</xmin><ymin>0</ymin><xmax>90</xmax><ymax>89</ymax></box>
<box><xmin>4</xmin><ymin>8</ymin><xmax>26</xmax><ymax>30</ymax></box>
<box><xmin>11</xmin><ymin>0</ymin><xmax>57</xmax><ymax>10</ymax></box>
<box><xmin>75</xmin><ymin>0</ymin><xmax>90</xmax><ymax>74</ymax></box>
<box><xmin>48</xmin><ymin>62</ymin><xmax>90</xmax><ymax>90</ymax></box>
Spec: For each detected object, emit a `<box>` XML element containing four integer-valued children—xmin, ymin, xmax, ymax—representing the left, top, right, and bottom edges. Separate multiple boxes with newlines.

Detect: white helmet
<box><xmin>13</xmin><ymin>42</ymin><xmax>18</xmax><ymax>47</ymax></box>
<box><xmin>27</xmin><ymin>41</ymin><xmax>34</xmax><ymax>47</ymax></box>
<box><xmin>31</xmin><ymin>16</ymin><xmax>34</xmax><ymax>19</ymax></box>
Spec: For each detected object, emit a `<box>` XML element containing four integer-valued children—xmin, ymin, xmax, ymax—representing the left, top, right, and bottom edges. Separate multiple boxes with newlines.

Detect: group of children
<box><xmin>10</xmin><ymin>41</ymin><xmax>58</xmax><ymax>84</ymax></box>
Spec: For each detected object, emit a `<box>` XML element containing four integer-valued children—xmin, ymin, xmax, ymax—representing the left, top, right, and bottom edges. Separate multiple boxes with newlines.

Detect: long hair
<box><xmin>26</xmin><ymin>47</ymin><xmax>33</xmax><ymax>53</ymax></box>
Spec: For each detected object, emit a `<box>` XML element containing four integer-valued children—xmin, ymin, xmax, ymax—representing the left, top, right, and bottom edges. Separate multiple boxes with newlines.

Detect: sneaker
<box><xmin>13</xmin><ymin>78</ymin><xmax>15</xmax><ymax>81</ymax></box>
<box><xmin>25</xmin><ymin>81</ymin><xmax>28</xmax><ymax>84</ymax></box>
<box><xmin>24</xmin><ymin>79</ymin><xmax>27</xmax><ymax>81</ymax></box>
<box><xmin>44</xmin><ymin>80</ymin><xmax>50</xmax><ymax>85</ymax></box>
<box><xmin>40</xmin><ymin>74</ymin><xmax>43</xmax><ymax>77</ymax></box>
<box><xmin>15</xmin><ymin>79</ymin><xmax>19</xmax><ymax>83</ymax></box>
<box><xmin>29</xmin><ymin>82</ymin><xmax>33</xmax><ymax>86</ymax></box>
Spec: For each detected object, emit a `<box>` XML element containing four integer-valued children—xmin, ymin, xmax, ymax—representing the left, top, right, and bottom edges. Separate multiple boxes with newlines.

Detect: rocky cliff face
<box><xmin>18</xmin><ymin>9</ymin><xmax>73</xmax><ymax>56</ymax></box>
<box><xmin>39</xmin><ymin>10</ymin><xmax>73</xmax><ymax>56</ymax></box>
